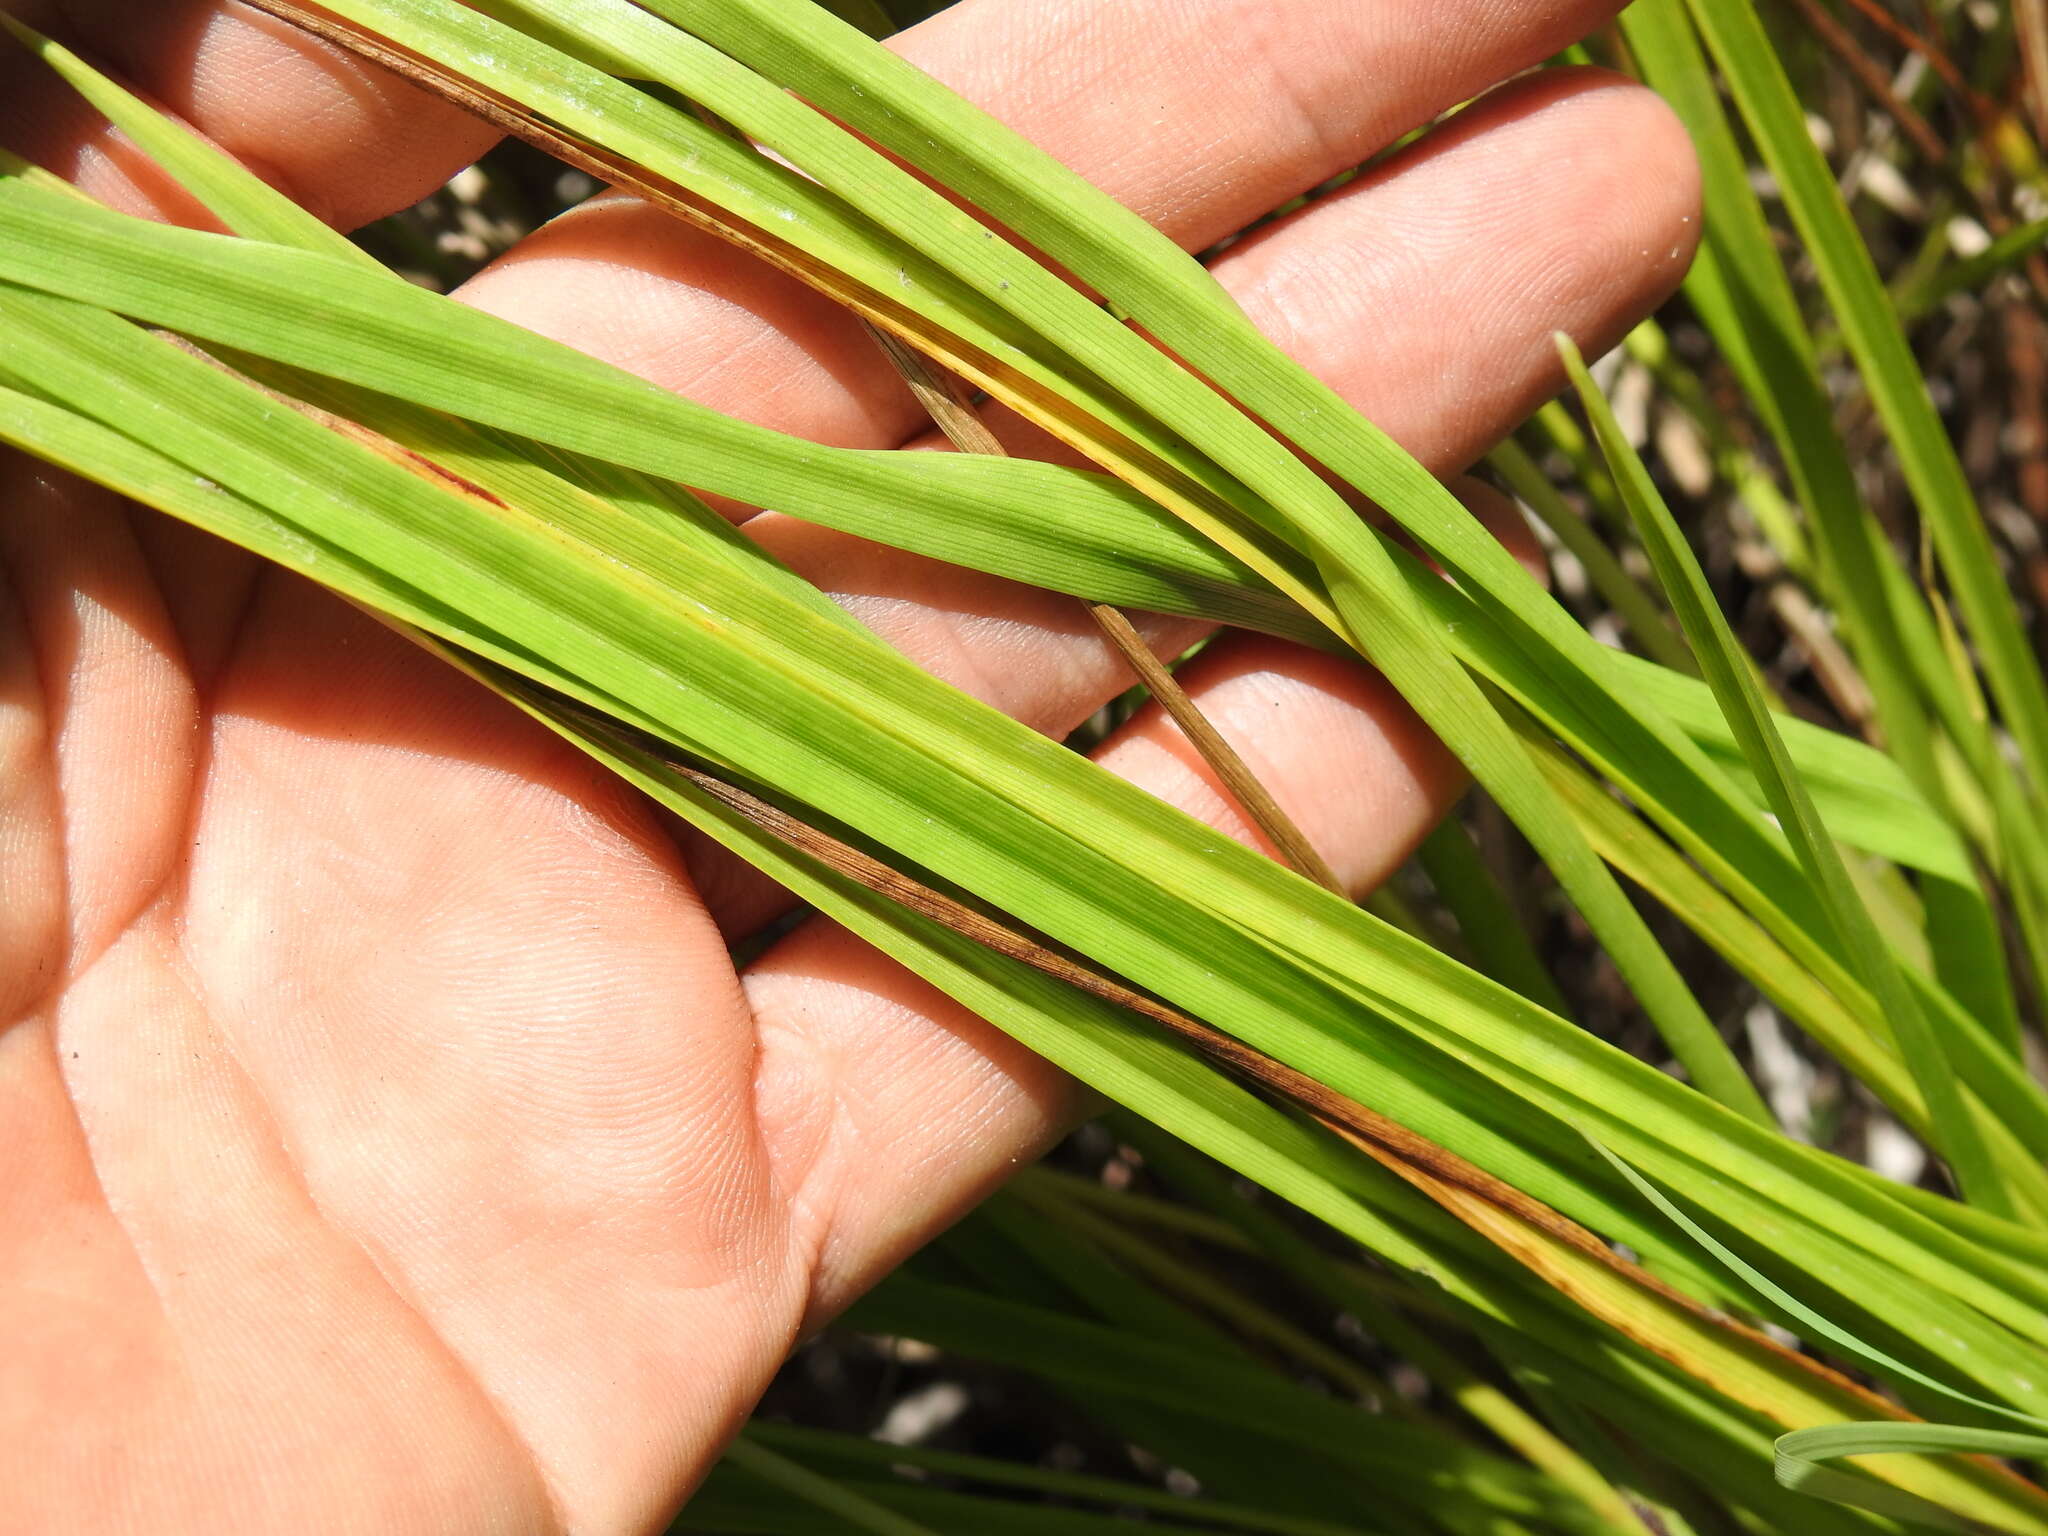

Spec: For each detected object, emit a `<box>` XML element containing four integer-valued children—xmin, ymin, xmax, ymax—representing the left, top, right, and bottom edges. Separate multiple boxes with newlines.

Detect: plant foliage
<box><xmin>6</xmin><ymin>0</ymin><xmax>2048</xmax><ymax>1530</ymax></box>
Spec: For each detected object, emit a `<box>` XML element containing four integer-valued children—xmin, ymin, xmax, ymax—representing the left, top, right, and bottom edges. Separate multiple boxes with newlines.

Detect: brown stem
<box><xmin>1837</xmin><ymin>0</ymin><xmax>2001</xmax><ymax>127</ymax></box>
<box><xmin>1786</xmin><ymin>0</ymin><xmax>1948</xmax><ymax>168</ymax></box>
<box><xmin>1084</xmin><ymin>600</ymin><xmax>1347</xmax><ymax>895</ymax></box>
<box><xmin>2017</xmin><ymin>0</ymin><xmax>2048</xmax><ymax>151</ymax></box>
<box><xmin>860</xmin><ymin>319</ymin><xmax>1010</xmax><ymax>458</ymax></box>
<box><xmin>860</xmin><ymin>322</ymin><xmax>1347</xmax><ymax>895</ymax></box>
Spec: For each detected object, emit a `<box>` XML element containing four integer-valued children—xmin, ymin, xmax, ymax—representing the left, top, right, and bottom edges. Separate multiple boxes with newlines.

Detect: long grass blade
<box><xmin>1560</xmin><ymin>336</ymin><xmax>2008</xmax><ymax>1212</ymax></box>
<box><xmin>718</xmin><ymin>1438</ymin><xmax>942</xmax><ymax>1536</ymax></box>
<box><xmin>1678</xmin><ymin>0</ymin><xmax>2048</xmax><ymax>830</ymax></box>
<box><xmin>14</xmin><ymin>288</ymin><xmax>2048</xmax><ymax>1404</ymax></box>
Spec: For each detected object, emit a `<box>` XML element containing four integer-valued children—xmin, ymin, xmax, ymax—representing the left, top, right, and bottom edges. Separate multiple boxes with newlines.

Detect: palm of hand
<box><xmin>0</xmin><ymin>0</ymin><xmax>1698</xmax><ymax>1530</ymax></box>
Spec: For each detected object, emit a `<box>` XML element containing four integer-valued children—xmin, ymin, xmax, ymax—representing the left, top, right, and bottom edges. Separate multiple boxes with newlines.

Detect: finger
<box><xmin>689</xmin><ymin>70</ymin><xmax>1693</xmax><ymax>935</ymax></box>
<box><xmin>918</xmin><ymin>68</ymin><xmax>1694</xmax><ymax>477</ymax></box>
<box><xmin>904</xmin><ymin>0</ymin><xmax>1622</xmax><ymax>251</ymax></box>
<box><xmin>0</xmin><ymin>474</ymin><xmax>201</xmax><ymax>979</ymax></box>
<box><xmin>740</xmin><ymin>627</ymin><xmax>1455</xmax><ymax>1325</ymax></box>
<box><xmin>4</xmin><ymin>0</ymin><xmax>1604</xmax><ymax>242</ymax></box>
<box><xmin>1198</xmin><ymin>69</ymin><xmax>1699</xmax><ymax>473</ymax></box>
<box><xmin>1093</xmin><ymin>635</ymin><xmax>1464</xmax><ymax>896</ymax></box>
<box><xmin>454</xmin><ymin>0</ymin><xmax>1627</xmax><ymax>450</ymax></box>
<box><xmin>1448</xmin><ymin>476</ymin><xmax>1549</xmax><ymax>588</ymax></box>
<box><xmin>0</xmin><ymin>0</ymin><xmax>499</xmax><ymax>228</ymax></box>
<box><xmin>0</xmin><ymin>499</ymin><xmax>65</xmax><ymax>1029</ymax></box>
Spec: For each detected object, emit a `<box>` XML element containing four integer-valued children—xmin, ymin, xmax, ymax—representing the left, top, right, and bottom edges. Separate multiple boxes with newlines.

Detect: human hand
<box><xmin>0</xmin><ymin>1</ymin><xmax>1697</xmax><ymax>1529</ymax></box>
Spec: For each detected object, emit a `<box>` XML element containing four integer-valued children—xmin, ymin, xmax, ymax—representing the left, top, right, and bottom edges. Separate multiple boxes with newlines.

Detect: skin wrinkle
<box><xmin>761</xmin><ymin>1037</ymin><xmax>856</xmax><ymax>1289</ymax></box>
<box><xmin>0</xmin><ymin>479</ymin><xmax>203</xmax><ymax>988</ymax></box>
<box><xmin>919</xmin><ymin>602</ymin><xmax>1059</xmax><ymax>728</ymax></box>
<box><xmin>748</xmin><ymin>950</ymin><xmax>1067</xmax><ymax>1329</ymax></box>
<box><xmin>122</xmin><ymin>507</ymin><xmax>264</xmax><ymax>701</ymax></box>
<box><xmin>0</xmin><ymin>1006</ymin><xmax>188</xmax><ymax>1536</ymax></box>
<box><xmin>131</xmin><ymin>921</ymin><xmax>564</xmax><ymax>1534</ymax></box>
<box><xmin>178</xmin><ymin>592</ymin><xmax>767</xmax><ymax>1127</ymax></box>
<box><xmin>0</xmin><ymin>540</ymin><xmax>68</xmax><ymax>1030</ymax></box>
<box><xmin>744</xmin><ymin>945</ymin><xmax>860</xmax><ymax>1230</ymax></box>
<box><xmin>0</xmin><ymin>548</ymin><xmax>136</xmax><ymax>1511</ymax></box>
<box><xmin>14</xmin><ymin>564</ymin><xmax>568</xmax><ymax>1531</ymax></box>
<box><xmin>64</xmin><ymin>552</ymin><xmax>225</xmax><ymax>1017</ymax></box>
<box><xmin>156</xmin><ymin>731</ymin><xmax>744</xmax><ymax>1528</ymax></box>
<box><xmin>203</xmin><ymin>828</ymin><xmax>709</xmax><ymax>1169</ymax></box>
<box><xmin>40</xmin><ymin>939</ymin><xmax>186</xmax><ymax>1380</ymax></box>
<box><xmin>2</xmin><ymin>500</ymin><xmax>82</xmax><ymax>999</ymax></box>
<box><xmin>1240</xmin><ymin>5</ymin><xmax>1363</xmax><ymax>178</ymax></box>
